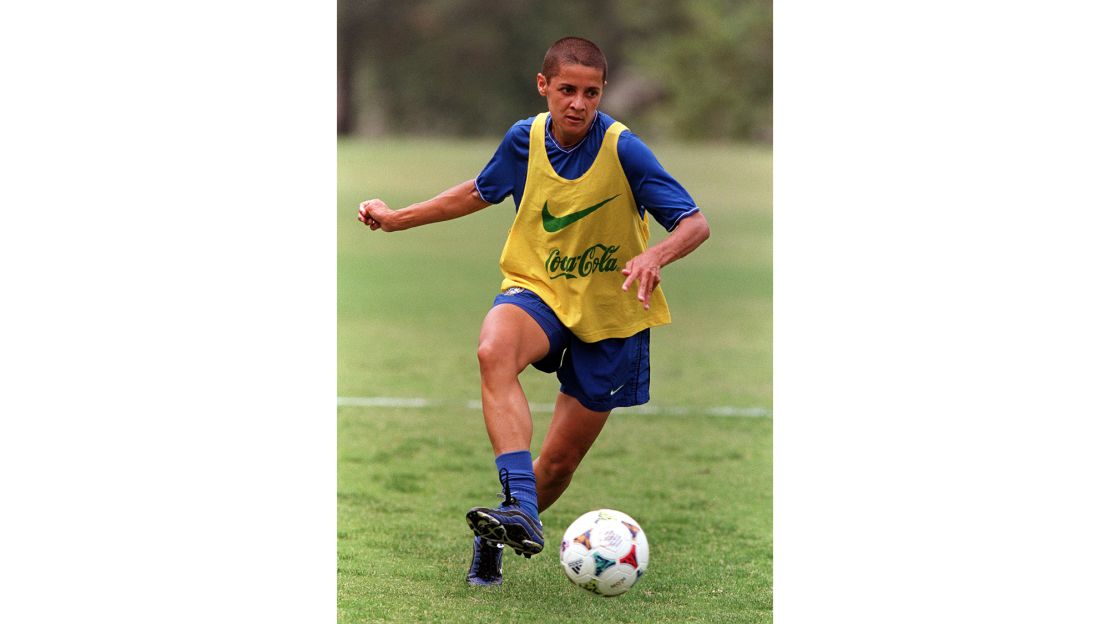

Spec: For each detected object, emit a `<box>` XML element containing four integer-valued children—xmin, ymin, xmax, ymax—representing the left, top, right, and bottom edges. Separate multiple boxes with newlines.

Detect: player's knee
<box><xmin>539</xmin><ymin>451</ymin><xmax>582</xmax><ymax>482</ymax></box>
<box><xmin>476</xmin><ymin>338</ymin><xmax>521</xmax><ymax>377</ymax></box>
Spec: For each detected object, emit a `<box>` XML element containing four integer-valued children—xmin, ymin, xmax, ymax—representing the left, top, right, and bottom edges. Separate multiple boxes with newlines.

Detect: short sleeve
<box><xmin>617</xmin><ymin>131</ymin><xmax>700</xmax><ymax>231</ymax></box>
<box><xmin>475</xmin><ymin>119</ymin><xmax>532</xmax><ymax>206</ymax></box>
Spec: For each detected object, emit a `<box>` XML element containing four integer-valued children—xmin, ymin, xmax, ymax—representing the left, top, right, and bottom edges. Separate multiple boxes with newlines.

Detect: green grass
<box><xmin>338</xmin><ymin>136</ymin><xmax>772</xmax><ymax>622</ymax></box>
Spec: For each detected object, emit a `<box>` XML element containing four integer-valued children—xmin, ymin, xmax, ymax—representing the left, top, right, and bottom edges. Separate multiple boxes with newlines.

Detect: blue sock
<box><xmin>494</xmin><ymin>450</ymin><xmax>540</xmax><ymax>520</ymax></box>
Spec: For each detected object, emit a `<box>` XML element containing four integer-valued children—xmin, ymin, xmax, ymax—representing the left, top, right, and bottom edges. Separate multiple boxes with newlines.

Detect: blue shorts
<box><xmin>492</xmin><ymin>288</ymin><xmax>650</xmax><ymax>412</ymax></box>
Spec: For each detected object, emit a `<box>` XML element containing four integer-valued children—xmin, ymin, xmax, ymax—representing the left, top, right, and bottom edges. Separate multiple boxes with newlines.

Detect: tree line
<box><xmin>338</xmin><ymin>0</ymin><xmax>771</xmax><ymax>142</ymax></box>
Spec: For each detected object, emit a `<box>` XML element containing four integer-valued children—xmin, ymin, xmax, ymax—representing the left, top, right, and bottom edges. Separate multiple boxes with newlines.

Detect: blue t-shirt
<box><xmin>475</xmin><ymin>111</ymin><xmax>700</xmax><ymax>231</ymax></box>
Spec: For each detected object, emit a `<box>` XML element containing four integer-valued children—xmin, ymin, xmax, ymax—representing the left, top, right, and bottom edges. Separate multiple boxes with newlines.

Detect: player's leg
<box><xmin>467</xmin><ymin>294</ymin><xmax>562</xmax><ymax>562</ymax></box>
<box><xmin>534</xmin><ymin>391</ymin><xmax>611</xmax><ymax>512</ymax></box>
<box><xmin>475</xmin><ymin>303</ymin><xmax>549</xmax><ymax>456</ymax></box>
<box><xmin>535</xmin><ymin>329</ymin><xmax>651</xmax><ymax>512</ymax></box>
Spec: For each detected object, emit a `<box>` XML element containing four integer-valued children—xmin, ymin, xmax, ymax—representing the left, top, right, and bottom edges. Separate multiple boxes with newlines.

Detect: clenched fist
<box><xmin>357</xmin><ymin>199</ymin><xmax>396</xmax><ymax>231</ymax></box>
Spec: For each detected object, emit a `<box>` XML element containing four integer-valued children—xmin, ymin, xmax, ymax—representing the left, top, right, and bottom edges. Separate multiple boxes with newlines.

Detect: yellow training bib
<box><xmin>498</xmin><ymin>113</ymin><xmax>671</xmax><ymax>342</ymax></box>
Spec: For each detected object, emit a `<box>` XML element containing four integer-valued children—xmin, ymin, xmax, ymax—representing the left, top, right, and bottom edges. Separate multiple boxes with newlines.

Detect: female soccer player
<box><xmin>358</xmin><ymin>36</ymin><xmax>710</xmax><ymax>586</ymax></box>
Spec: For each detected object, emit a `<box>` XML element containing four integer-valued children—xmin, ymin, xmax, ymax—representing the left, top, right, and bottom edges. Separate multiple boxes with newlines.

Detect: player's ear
<box><xmin>536</xmin><ymin>73</ymin><xmax>548</xmax><ymax>97</ymax></box>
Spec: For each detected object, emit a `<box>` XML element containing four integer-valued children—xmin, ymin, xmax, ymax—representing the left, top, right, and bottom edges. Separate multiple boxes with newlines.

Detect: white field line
<box><xmin>337</xmin><ymin>396</ymin><xmax>771</xmax><ymax>418</ymax></box>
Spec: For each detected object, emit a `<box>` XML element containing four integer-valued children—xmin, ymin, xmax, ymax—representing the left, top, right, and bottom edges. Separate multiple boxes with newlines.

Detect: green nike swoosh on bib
<box><xmin>541</xmin><ymin>194</ymin><xmax>620</xmax><ymax>232</ymax></box>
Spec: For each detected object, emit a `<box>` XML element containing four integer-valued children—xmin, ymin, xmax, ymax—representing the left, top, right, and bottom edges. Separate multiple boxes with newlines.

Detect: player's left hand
<box><xmin>621</xmin><ymin>251</ymin><xmax>663</xmax><ymax>310</ymax></box>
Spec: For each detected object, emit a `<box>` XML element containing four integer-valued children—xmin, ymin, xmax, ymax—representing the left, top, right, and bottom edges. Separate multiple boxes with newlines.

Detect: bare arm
<box><xmin>620</xmin><ymin>211</ymin><xmax>711</xmax><ymax>309</ymax></box>
<box><xmin>357</xmin><ymin>179</ymin><xmax>491</xmax><ymax>232</ymax></box>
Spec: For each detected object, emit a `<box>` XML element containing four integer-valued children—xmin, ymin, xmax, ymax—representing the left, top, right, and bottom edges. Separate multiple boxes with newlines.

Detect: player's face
<box><xmin>537</xmin><ymin>64</ymin><xmax>605</xmax><ymax>148</ymax></box>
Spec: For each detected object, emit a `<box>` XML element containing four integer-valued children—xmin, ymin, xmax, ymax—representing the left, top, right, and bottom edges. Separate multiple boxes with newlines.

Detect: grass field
<box><xmin>338</xmin><ymin>136</ymin><xmax>772</xmax><ymax>622</ymax></box>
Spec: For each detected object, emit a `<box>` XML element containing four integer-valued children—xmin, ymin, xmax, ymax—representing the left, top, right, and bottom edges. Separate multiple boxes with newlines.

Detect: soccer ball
<box><xmin>559</xmin><ymin>509</ymin><xmax>649</xmax><ymax>597</ymax></box>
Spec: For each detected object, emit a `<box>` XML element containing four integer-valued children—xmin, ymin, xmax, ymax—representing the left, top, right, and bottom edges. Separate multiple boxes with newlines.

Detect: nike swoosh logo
<box><xmin>541</xmin><ymin>194</ymin><xmax>620</xmax><ymax>233</ymax></box>
<box><xmin>609</xmin><ymin>384</ymin><xmax>625</xmax><ymax>396</ymax></box>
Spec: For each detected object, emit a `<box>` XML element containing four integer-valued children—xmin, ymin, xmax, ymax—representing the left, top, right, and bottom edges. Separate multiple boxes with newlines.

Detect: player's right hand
<box><xmin>358</xmin><ymin>199</ymin><xmax>390</xmax><ymax>230</ymax></box>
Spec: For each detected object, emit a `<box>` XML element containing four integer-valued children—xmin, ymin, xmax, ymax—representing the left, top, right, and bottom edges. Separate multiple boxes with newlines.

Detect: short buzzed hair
<box><xmin>541</xmin><ymin>37</ymin><xmax>608</xmax><ymax>82</ymax></box>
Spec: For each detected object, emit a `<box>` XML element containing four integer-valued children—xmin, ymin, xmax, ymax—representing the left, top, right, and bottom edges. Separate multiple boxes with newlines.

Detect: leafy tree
<box><xmin>338</xmin><ymin>0</ymin><xmax>771</xmax><ymax>142</ymax></box>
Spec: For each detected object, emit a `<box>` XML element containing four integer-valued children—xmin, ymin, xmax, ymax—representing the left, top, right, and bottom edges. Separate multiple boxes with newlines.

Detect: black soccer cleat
<box><xmin>466</xmin><ymin>536</ymin><xmax>504</xmax><ymax>586</ymax></box>
<box><xmin>466</xmin><ymin>504</ymin><xmax>545</xmax><ymax>557</ymax></box>
<box><xmin>465</xmin><ymin>467</ymin><xmax>545</xmax><ymax>557</ymax></box>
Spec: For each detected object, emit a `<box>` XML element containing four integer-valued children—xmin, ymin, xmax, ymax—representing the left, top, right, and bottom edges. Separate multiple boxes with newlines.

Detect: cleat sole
<box><xmin>466</xmin><ymin>508</ymin><xmax>544</xmax><ymax>556</ymax></box>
